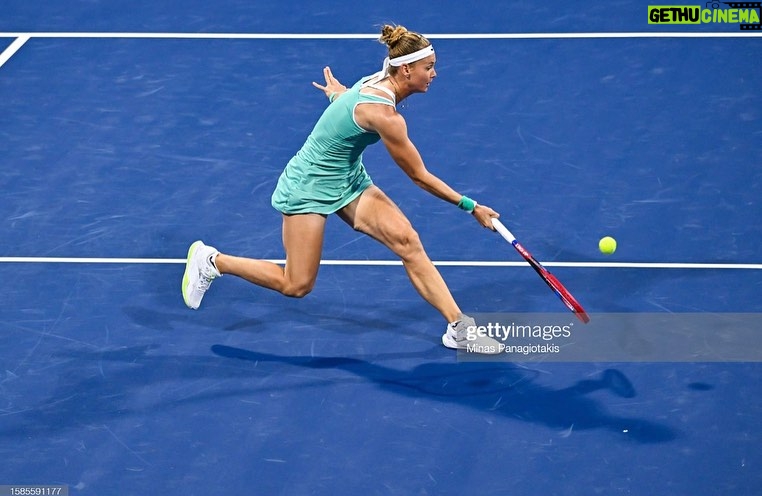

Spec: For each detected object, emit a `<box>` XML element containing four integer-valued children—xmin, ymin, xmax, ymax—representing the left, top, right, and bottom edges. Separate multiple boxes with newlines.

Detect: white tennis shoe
<box><xmin>442</xmin><ymin>313</ymin><xmax>474</xmax><ymax>349</ymax></box>
<box><xmin>442</xmin><ymin>313</ymin><xmax>502</xmax><ymax>354</ymax></box>
<box><xmin>182</xmin><ymin>240</ymin><xmax>221</xmax><ymax>310</ymax></box>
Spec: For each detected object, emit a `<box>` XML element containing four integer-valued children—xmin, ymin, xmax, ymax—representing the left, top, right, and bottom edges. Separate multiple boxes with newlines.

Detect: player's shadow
<box><xmin>210</xmin><ymin>345</ymin><xmax>675</xmax><ymax>443</ymax></box>
<box><xmin>0</xmin><ymin>343</ymin><xmax>675</xmax><ymax>446</ymax></box>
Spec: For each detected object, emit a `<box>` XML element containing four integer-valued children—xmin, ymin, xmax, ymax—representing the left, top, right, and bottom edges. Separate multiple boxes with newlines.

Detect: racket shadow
<box><xmin>211</xmin><ymin>344</ymin><xmax>678</xmax><ymax>443</ymax></box>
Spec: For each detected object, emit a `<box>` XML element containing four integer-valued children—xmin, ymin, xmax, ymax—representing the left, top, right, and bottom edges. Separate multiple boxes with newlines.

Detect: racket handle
<box><xmin>491</xmin><ymin>218</ymin><xmax>516</xmax><ymax>243</ymax></box>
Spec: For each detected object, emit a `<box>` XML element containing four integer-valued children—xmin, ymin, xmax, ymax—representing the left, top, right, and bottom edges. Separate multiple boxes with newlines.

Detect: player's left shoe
<box><xmin>182</xmin><ymin>240</ymin><xmax>221</xmax><ymax>310</ymax></box>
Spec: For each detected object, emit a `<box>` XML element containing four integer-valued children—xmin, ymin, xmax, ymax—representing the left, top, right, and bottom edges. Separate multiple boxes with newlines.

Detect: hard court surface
<box><xmin>1</xmin><ymin>1</ymin><xmax>761</xmax><ymax>494</ymax></box>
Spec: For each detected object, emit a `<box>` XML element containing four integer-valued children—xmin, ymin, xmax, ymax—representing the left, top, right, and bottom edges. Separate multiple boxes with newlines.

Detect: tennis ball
<box><xmin>599</xmin><ymin>236</ymin><xmax>617</xmax><ymax>255</ymax></box>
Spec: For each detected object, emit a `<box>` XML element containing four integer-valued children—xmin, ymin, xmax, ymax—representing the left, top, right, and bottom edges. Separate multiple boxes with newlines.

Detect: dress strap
<box><xmin>361</xmin><ymin>82</ymin><xmax>396</xmax><ymax>105</ymax></box>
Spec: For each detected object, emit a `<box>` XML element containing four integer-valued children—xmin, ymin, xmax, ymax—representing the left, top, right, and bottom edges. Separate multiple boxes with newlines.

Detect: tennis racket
<box><xmin>492</xmin><ymin>218</ymin><xmax>590</xmax><ymax>323</ymax></box>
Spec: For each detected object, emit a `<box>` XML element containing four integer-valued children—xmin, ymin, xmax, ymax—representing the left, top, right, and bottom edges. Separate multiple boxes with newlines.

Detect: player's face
<box><xmin>408</xmin><ymin>54</ymin><xmax>437</xmax><ymax>93</ymax></box>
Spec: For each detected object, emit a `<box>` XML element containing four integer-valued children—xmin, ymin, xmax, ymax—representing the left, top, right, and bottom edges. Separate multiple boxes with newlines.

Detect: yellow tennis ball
<box><xmin>599</xmin><ymin>236</ymin><xmax>617</xmax><ymax>255</ymax></box>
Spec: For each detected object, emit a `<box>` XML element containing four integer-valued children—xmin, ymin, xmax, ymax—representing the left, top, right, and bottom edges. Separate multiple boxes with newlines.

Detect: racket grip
<box><xmin>491</xmin><ymin>218</ymin><xmax>516</xmax><ymax>244</ymax></box>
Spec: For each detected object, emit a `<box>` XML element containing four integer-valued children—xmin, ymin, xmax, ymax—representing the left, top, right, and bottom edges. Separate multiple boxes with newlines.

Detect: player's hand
<box><xmin>472</xmin><ymin>204</ymin><xmax>499</xmax><ymax>230</ymax></box>
<box><xmin>312</xmin><ymin>66</ymin><xmax>347</xmax><ymax>99</ymax></box>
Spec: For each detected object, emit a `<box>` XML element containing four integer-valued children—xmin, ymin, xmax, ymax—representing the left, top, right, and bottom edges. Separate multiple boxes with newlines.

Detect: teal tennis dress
<box><xmin>271</xmin><ymin>77</ymin><xmax>395</xmax><ymax>214</ymax></box>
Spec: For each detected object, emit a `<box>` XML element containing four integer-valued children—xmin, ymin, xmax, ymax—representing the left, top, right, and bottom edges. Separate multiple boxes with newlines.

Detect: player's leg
<box><xmin>338</xmin><ymin>186</ymin><xmax>500</xmax><ymax>352</ymax></box>
<box><xmin>337</xmin><ymin>185</ymin><xmax>461</xmax><ymax>322</ymax></box>
<box><xmin>215</xmin><ymin>213</ymin><xmax>326</xmax><ymax>298</ymax></box>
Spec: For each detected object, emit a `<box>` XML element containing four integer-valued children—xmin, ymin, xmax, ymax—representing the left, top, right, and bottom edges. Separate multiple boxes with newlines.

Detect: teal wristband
<box><xmin>328</xmin><ymin>92</ymin><xmax>338</xmax><ymax>103</ymax></box>
<box><xmin>457</xmin><ymin>196</ymin><xmax>477</xmax><ymax>213</ymax></box>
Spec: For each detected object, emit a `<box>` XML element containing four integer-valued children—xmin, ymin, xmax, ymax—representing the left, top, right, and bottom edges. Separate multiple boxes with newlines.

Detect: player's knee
<box><xmin>394</xmin><ymin>228</ymin><xmax>425</xmax><ymax>261</ymax></box>
<box><xmin>282</xmin><ymin>280</ymin><xmax>314</xmax><ymax>298</ymax></box>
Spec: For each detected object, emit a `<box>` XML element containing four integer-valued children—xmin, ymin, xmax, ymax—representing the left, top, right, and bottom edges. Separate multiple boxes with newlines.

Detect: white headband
<box><xmin>379</xmin><ymin>45</ymin><xmax>435</xmax><ymax>79</ymax></box>
<box><xmin>388</xmin><ymin>45</ymin><xmax>435</xmax><ymax>67</ymax></box>
<box><xmin>365</xmin><ymin>45</ymin><xmax>435</xmax><ymax>86</ymax></box>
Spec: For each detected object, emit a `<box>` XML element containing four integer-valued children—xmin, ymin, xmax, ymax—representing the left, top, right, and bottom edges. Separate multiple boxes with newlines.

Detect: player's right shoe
<box><xmin>442</xmin><ymin>313</ymin><xmax>476</xmax><ymax>349</ymax></box>
<box><xmin>181</xmin><ymin>240</ymin><xmax>221</xmax><ymax>310</ymax></box>
<box><xmin>442</xmin><ymin>313</ymin><xmax>502</xmax><ymax>354</ymax></box>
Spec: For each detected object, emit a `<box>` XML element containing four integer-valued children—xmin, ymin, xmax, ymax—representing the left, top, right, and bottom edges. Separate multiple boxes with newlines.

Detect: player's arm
<box><xmin>372</xmin><ymin>109</ymin><xmax>498</xmax><ymax>228</ymax></box>
<box><xmin>312</xmin><ymin>66</ymin><xmax>347</xmax><ymax>102</ymax></box>
<box><xmin>375</xmin><ymin>111</ymin><xmax>456</xmax><ymax>200</ymax></box>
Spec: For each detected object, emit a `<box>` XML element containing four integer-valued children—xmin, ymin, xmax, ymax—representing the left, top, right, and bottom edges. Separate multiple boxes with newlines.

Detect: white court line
<box><xmin>0</xmin><ymin>35</ymin><xmax>29</xmax><ymax>69</ymax></box>
<box><xmin>0</xmin><ymin>257</ymin><xmax>760</xmax><ymax>269</ymax></box>
<box><xmin>0</xmin><ymin>32</ymin><xmax>761</xmax><ymax>40</ymax></box>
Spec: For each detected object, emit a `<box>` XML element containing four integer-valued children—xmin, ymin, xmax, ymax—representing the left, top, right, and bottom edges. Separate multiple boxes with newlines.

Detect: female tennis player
<box><xmin>182</xmin><ymin>24</ymin><xmax>500</xmax><ymax>351</ymax></box>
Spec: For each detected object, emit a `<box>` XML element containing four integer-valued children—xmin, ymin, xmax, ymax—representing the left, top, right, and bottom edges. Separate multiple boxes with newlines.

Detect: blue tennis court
<box><xmin>2</xmin><ymin>1</ymin><xmax>761</xmax><ymax>494</ymax></box>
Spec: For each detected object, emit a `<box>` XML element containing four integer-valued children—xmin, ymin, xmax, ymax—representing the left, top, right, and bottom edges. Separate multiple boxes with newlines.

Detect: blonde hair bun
<box><xmin>378</xmin><ymin>24</ymin><xmax>430</xmax><ymax>60</ymax></box>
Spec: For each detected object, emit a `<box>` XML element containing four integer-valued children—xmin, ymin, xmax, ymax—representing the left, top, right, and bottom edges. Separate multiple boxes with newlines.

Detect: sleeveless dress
<box><xmin>271</xmin><ymin>77</ymin><xmax>395</xmax><ymax>214</ymax></box>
